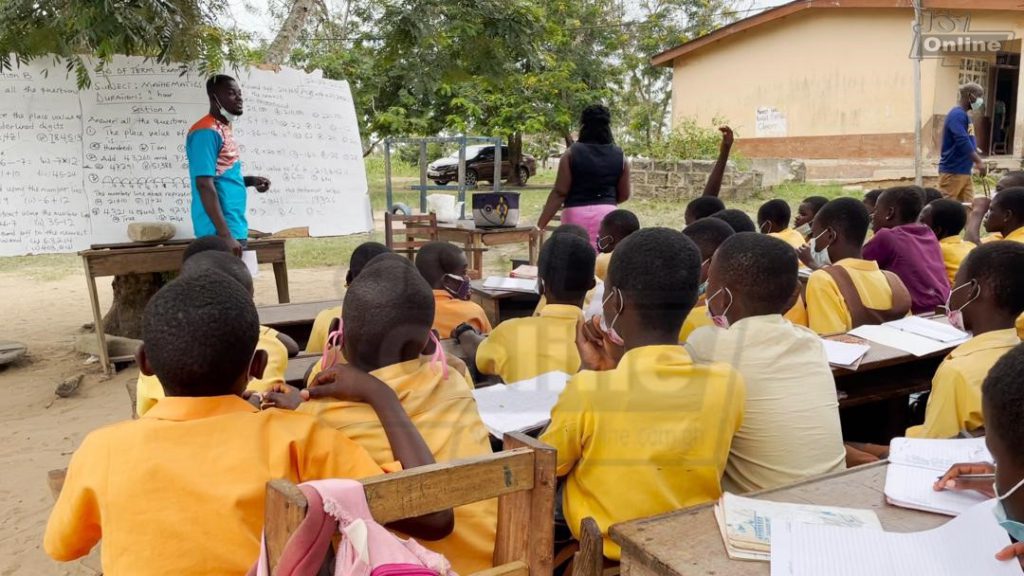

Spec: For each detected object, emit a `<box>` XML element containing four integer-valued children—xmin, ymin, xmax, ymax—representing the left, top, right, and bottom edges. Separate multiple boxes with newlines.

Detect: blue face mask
<box><xmin>697</xmin><ymin>280</ymin><xmax>708</xmax><ymax>298</ymax></box>
<box><xmin>993</xmin><ymin>475</ymin><xmax>1024</xmax><ymax>542</ymax></box>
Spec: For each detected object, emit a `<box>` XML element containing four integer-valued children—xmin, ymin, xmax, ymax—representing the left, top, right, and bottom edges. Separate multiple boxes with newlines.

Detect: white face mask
<box><xmin>971</xmin><ymin>96</ymin><xmax>985</xmax><ymax>112</ymax></box>
<box><xmin>943</xmin><ymin>280</ymin><xmax>979</xmax><ymax>332</ymax></box>
<box><xmin>809</xmin><ymin>228</ymin><xmax>833</xmax><ymax>268</ymax></box>
<box><xmin>600</xmin><ymin>287</ymin><xmax>625</xmax><ymax>346</ymax></box>
<box><xmin>795</xmin><ymin>223</ymin><xmax>812</xmax><ymax>237</ymax></box>
<box><xmin>760</xmin><ymin>221</ymin><xmax>773</xmax><ymax>234</ymax></box>
<box><xmin>214</xmin><ymin>95</ymin><xmax>241</xmax><ymax>123</ymax></box>
<box><xmin>705</xmin><ymin>287</ymin><xmax>733</xmax><ymax>329</ymax></box>
<box><xmin>993</xmin><ymin>474</ymin><xmax>1024</xmax><ymax>543</ymax></box>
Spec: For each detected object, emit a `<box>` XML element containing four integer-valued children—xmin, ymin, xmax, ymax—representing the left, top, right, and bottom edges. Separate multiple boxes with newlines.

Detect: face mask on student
<box><xmin>795</xmin><ymin>222</ymin><xmax>812</xmax><ymax>237</ymax></box>
<box><xmin>972</xmin><ymin>96</ymin><xmax>985</xmax><ymax>112</ymax></box>
<box><xmin>944</xmin><ymin>280</ymin><xmax>979</xmax><ymax>332</ymax></box>
<box><xmin>705</xmin><ymin>287</ymin><xmax>733</xmax><ymax>329</ymax></box>
<box><xmin>600</xmin><ymin>287</ymin><xmax>626</xmax><ymax>346</ymax></box>
<box><xmin>321</xmin><ymin>318</ymin><xmax>344</xmax><ymax>371</ymax></box>
<box><xmin>597</xmin><ymin>235</ymin><xmax>613</xmax><ymax>252</ymax></box>
<box><xmin>809</xmin><ymin>228</ymin><xmax>834</xmax><ymax>268</ymax></box>
<box><xmin>697</xmin><ymin>259</ymin><xmax>710</xmax><ymax>297</ymax></box>
<box><xmin>993</xmin><ymin>474</ymin><xmax>1024</xmax><ymax>542</ymax></box>
<box><xmin>214</xmin><ymin>95</ymin><xmax>241</xmax><ymax>123</ymax></box>
<box><xmin>759</xmin><ymin>221</ymin><xmax>773</xmax><ymax>234</ymax></box>
<box><xmin>443</xmin><ymin>273</ymin><xmax>472</xmax><ymax>301</ymax></box>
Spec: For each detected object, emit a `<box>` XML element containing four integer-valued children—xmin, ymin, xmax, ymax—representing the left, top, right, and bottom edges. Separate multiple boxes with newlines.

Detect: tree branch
<box><xmin>265</xmin><ymin>0</ymin><xmax>318</xmax><ymax>65</ymax></box>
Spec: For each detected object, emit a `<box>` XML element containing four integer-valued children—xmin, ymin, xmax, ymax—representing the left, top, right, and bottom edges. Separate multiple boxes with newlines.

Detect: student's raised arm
<box><xmin>303</xmin><ymin>365</ymin><xmax>455</xmax><ymax>540</ymax></box>
<box><xmin>701</xmin><ymin>126</ymin><xmax>734</xmax><ymax>198</ymax></box>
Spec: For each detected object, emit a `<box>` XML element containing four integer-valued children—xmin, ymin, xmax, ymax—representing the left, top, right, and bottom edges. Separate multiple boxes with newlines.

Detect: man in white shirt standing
<box><xmin>687</xmin><ymin>232</ymin><xmax>845</xmax><ymax>492</ymax></box>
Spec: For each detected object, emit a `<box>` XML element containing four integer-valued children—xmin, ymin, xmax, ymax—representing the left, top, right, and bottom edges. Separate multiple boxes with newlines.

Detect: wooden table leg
<box><xmin>470</xmin><ymin>233</ymin><xmax>485</xmax><ymax>279</ymax></box>
<box><xmin>272</xmin><ymin>261</ymin><xmax>291</xmax><ymax>304</ymax></box>
<box><xmin>471</xmin><ymin>292</ymin><xmax>500</xmax><ymax>327</ymax></box>
<box><xmin>528</xmin><ymin>229</ymin><xmax>540</xmax><ymax>265</ymax></box>
<box><xmin>83</xmin><ymin>258</ymin><xmax>113</xmax><ymax>376</ymax></box>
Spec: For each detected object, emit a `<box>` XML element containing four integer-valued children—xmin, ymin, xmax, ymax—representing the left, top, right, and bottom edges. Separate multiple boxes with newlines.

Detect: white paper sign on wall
<box><xmin>755</xmin><ymin>106</ymin><xmax>788</xmax><ymax>138</ymax></box>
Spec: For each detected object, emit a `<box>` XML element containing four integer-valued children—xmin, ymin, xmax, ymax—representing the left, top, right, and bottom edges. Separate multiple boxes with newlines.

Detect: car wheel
<box><xmin>516</xmin><ymin>166</ymin><xmax>530</xmax><ymax>185</ymax></box>
<box><xmin>464</xmin><ymin>169</ymin><xmax>478</xmax><ymax>187</ymax></box>
<box><xmin>434</xmin><ymin>180</ymin><xmax>448</xmax><ymax>186</ymax></box>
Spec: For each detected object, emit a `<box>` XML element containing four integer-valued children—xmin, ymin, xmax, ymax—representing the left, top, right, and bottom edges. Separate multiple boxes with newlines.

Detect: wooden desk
<box><xmin>80</xmin><ymin>238</ymin><xmax>290</xmax><ymax>374</ymax></box>
<box><xmin>435</xmin><ymin>220</ymin><xmax>542</xmax><ymax>279</ymax></box>
<box><xmin>611</xmin><ymin>462</ymin><xmax>947</xmax><ymax>576</ymax></box>
<box><xmin>258</xmin><ymin>299</ymin><xmax>336</xmax><ymax>349</ymax></box>
<box><xmin>471</xmin><ymin>282</ymin><xmax>542</xmax><ymax>327</ymax></box>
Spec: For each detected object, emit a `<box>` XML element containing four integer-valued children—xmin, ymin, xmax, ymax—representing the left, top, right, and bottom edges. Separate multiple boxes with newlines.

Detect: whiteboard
<box><xmin>0</xmin><ymin>55</ymin><xmax>372</xmax><ymax>256</ymax></box>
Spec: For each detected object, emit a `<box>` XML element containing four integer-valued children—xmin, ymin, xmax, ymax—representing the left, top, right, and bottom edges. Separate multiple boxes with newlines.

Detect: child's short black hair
<box><xmin>415</xmin><ymin>241</ymin><xmax>466</xmax><ymax>287</ymax></box>
<box><xmin>143</xmin><ymin>273</ymin><xmax>259</xmax><ymax>396</ymax></box>
<box><xmin>757</xmin><ymin>199</ymin><xmax>791</xmax><ymax>230</ymax></box>
<box><xmin>608</xmin><ymin>228</ymin><xmax>700</xmax><ymax>335</ymax></box>
<box><xmin>923</xmin><ymin>187</ymin><xmax>943</xmax><ymax>204</ymax></box>
<box><xmin>983</xmin><ymin>344</ymin><xmax>1024</xmax><ymax>462</ymax></box>
<box><xmin>715</xmin><ymin>233</ymin><xmax>798</xmax><ymax>315</ymax></box>
<box><xmin>551</xmin><ymin>224</ymin><xmax>590</xmax><ymax>242</ymax></box>
<box><xmin>182</xmin><ymin>235</ymin><xmax>233</xmax><ymax>263</ymax></box>
<box><xmin>863</xmin><ymin>189</ymin><xmax>884</xmax><ymax>206</ymax></box>
<box><xmin>994</xmin><ymin>187</ymin><xmax>1024</xmax><ymax>221</ymax></box>
<box><xmin>880</xmin><ymin>186</ymin><xmax>925</xmax><ymax>222</ymax></box>
<box><xmin>802</xmin><ymin>196</ymin><xmax>829</xmax><ymax>214</ymax></box>
<box><xmin>347</xmin><ymin>242</ymin><xmax>391</xmax><ymax>284</ymax></box>
<box><xmin>960</xmin><ymin>242</ymin><xmax>1024</xmax><ymax>316</ymax></box>
<box><xmin>816</xmin><ymin>197</ymin><xmax>871</xmax><ymax>245</ymax></box>
<box><xmin>206</xmin><ymin>74</ymin><xmax>236</xmax><ymax>96</ymax></box>
<box><xmin>344</xmin><ymin>254</ymin><xmax>435</xmax><ymax>368</ymax></box>
<box><xmin>711</xmin><ymin>208</ymin><xmax>756</xmax><ymax>233</ymax></box>
<box><xmin>682</xmin><ymin>217</ymin><xmax>735</xmax><ymax>261</ymax></box>
<box><xmin>601</xmin><ymin>209</ymin><xmax>640</xmax><ymax>238</ymax></box>
<box><xmin>685</xmin><ymin>196</ymin><xmax>726</xmax><ymax>221</ymax></box>
<box><xmin>926</xmin><ymin>198</ymin><xmax>967</xmax><ymax>238</ymax></box>
<box><xmin>181</xmin><ymin>251</ymin><xmax>253</xmax><ymax>295</ymax></box>
<box><xmin>539</xmin><ymin>233</ymin><xmax>596</xmax><ymax>303</ymax></box>
<box><xmin>999</xmin><ymin>171</ymin><xmax>1024</xmax><ymax>190</ymax></box>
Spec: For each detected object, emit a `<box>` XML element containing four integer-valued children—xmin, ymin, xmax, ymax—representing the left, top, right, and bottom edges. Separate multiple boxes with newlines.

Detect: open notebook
<box><xmin>771</xmin><ymin>499</ymin><xmax>1018</xmax><ymax>576</ymax></box>
<box><xmin>471</xmin><ymin>371</ymin><xmax>569</xmax><ymax>438</ymax></box>
<box><xmin>884</xmin><ymin>437</ymin><xmax>993</xmax><ymax>516</ymax></box>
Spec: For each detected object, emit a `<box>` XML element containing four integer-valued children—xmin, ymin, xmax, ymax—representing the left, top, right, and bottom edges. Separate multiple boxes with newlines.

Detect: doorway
<box><xmin>989</xmin><ymin>51</ymin><xmax>1020</xmax><ymax>156</ymax></box>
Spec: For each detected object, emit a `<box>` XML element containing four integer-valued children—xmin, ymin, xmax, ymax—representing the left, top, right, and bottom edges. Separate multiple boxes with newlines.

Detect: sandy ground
<box><xmin>0</xmin><ymin>264</ymin><xmax>345</xmax><ymax>575</ymax></box>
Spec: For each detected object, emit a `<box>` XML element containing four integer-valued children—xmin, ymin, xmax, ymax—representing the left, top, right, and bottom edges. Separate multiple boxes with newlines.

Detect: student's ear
<box><xmin>249</xmin><ymin>350</ymin><xmax>269</xmax><ymax>380</ymax></box>
<box><xmin>136</xmin><ymin>344</ymin><xmax>155</xmax><ymax>377</ymax></box>
<box><xmin>785</xmin><ymin>284</ymin><xmax>800</xmax><ymax>312</ymax></box>
<box><xmin>587</xmin><ymin>276</ymin><xmax>596</xmax><ymax>291</ymax></box>
<box><xmin>345</xmin><ymin>270</ymin><xmax>354</xmax><ymax>286</ymax></box>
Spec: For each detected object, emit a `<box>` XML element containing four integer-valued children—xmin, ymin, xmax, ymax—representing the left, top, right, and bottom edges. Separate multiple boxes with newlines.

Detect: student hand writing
<box><xmin>576</xmin><ymin>317</ymin><xmax>622</xmax><ymax>372</ymax></box>
<box><xmin>303</xmin><ymin>363</ymin><xmax>388</xmax><ymax>404</ymax></box>
<box><xmin>260</xmin><ymin>383</ymin><xmax>303</xmax><ymax>411</ymax></box>
<box><xmin>932</xmin><ymin>461</ymin><xmax>996</xmax><ymax>497</ymax></box>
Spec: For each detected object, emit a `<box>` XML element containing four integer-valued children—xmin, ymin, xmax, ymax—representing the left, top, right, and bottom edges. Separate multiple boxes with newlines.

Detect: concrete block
<box><xmin>127</xmin><ymin>222</ymin><xmax>176</xmax><ymax>242</ymax></box>
<box><xmin>646</xmin><ymin>171</ymin><xmax>669</xmax><ymax>186</ymax></box>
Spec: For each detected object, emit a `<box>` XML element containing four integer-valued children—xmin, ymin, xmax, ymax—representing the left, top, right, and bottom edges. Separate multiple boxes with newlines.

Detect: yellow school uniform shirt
<box><xmin>136</xmin><ymin>325</ymin><xmax>288</xmax><ymax>417</ymax></box>
<box><xmin>540</xmin><ymin>345</ymin><xmax>745</xmax><ymax>559</ymax></box>
<box><xmin>680</xmin><ymin>298</ymin><xmax>808</xmax><ymax>343</ymax></box>
<box><xmin>769</xmin><ymin>228</ymin><xmax>807</xmax><ymax>249</ymax></box>
<box><xmin>45</xmin><ymin>396</ymin><xmax>388</xmax><ymax>575</ymax></box>
<box><xmin>300</xmin><ymin>358</ymin><xmax>496</xmax><ymax>573</ymax></box>
<box><xmin>983</xmin><ymin>227</ymin><xmax>1024</xmax><ymax>244</ymax></box>
<box><xmin>805</xmin><ymin>258</ymin><xmax>895</xmax><ymax>335</ymax></box>
<box><xmin>595</xmin><ymin>252</ymin><xmax>612</xmax><ymax>281</ymax></box>
<box><xmin>906</xmin><ymin>328</ymin><xmax>1020</xmax><ymax>439</ymax></box>
<box><xmin>938</xmin><ymin>237</ymin><xmax>976</xmax><ymax>286</ymax></box>
<box><xmin>305</xmin><ymin>304</ymin><xmax>342</xmax><ymax>353</ymax></box>
<box><xmin>477</xmin><ymin>304</ymin><xmax>582</xmax><ymax>382</ymax></box>
<box><xmin>433</xmin><ymin>289</ymin><xmax>492</xmax><ymax>338</ymax></box>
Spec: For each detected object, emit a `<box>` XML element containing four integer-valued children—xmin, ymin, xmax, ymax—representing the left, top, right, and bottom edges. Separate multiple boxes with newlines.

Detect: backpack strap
<box><xmin>823</xmin><ymin>265</ymin><xmax>912</xmax><ymax>329</ymax></box>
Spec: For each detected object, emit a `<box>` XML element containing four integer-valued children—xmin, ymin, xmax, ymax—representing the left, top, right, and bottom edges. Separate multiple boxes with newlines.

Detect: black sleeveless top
<box><xmin>564</xmin><ymin>142</ymin><xmax>624</xmax><ymax>208</ymax></box>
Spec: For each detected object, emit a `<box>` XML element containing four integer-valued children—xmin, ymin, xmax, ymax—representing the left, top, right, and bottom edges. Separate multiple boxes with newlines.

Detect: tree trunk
<box><xmin>264</xmin><ymin>0</ymin><xmax>319</xmax><ymax>65</ymax></box>
<box><xmin>102</xmin><ymin>273</ymin><xmax>167</xmax><ymax>339</ymax></box>
<box><xmin>562</xmin><ymin>130</ymin><xmax>575</xmax><ymax>148</ymax></box>
<box><xmin>507</xmin><ymin>132</ymin><xmax>523</xmax><ymax>186</ymax></box>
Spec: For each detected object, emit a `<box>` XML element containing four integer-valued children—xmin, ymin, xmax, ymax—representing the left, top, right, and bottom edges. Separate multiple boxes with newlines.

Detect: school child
<box><xmin>268</xmin><ymin>254</ymin><xmax>495</xmax><ymax>574</ymax></box>
<box><xmin>45</xmin><ymin>272</ymin><xmax>451</xmax><ymax>574</ymax></box>
<box><xmin>305</xmin><ymin>241</ymin><xmax>390</xmax><ymax>353</ymax></box>
<box><xmin>758</xmin><ymin>199</ymin><xmax>805</xmax><ymax>248</ymax></box>
<box><xmin>794</xmin><ymin>196</ymin><xmax>829</xmax><ymax>238</ymax></box>
<box><xmin>966</xmin><ymin>187</ymin><xmax>1024</xmax><ymax>245</ymax></box>
<box><xmin>686</xmin><ymin>233</ymin><xmax>845</xmax><ymax>492</ymax></box>
<box><xmin>864</xmin><ymin>186</ymin><xmax>950</xmax><ymax>314</ymax></box>
<box><xmin>923</xmin><ymin>187</ymin><xmax>943</xmax><ymax>205</ymax></box>
<box><xmin>862</xmin><ymin>188</ymin><xmax>884</xmax><ymax>216</ymax></box>
<box><xmin>684</xmin><ymin>196</ymin><xmax>726</xmax><ymax>226</ymax></box>
<box><xmin>996</xmin><ymin>170</ymin><xmax>1024</xmax><ymax>193</ymax></box>
<box><xmin>135</xmin><ymin>250</ymin><xmax>294</xmax><ymax>416</ymax></box>
<box><xmin>711</xmin><ymin>208</ymin><xmax>756</xmax><ymax>233</ymax></box>
<box><xmin>906</xmin><ymin>242</ymin><xmax>1024</xmax><ymax>438</ymax></box>
<box><xmin>679</xmin><ymin>217</ymin><xmax>735</xmax><ymax>341</ymax></box>
<box><xmin>919</xmin><ymin>198</ymin><xmax>976</xmax><ymax>285</ymax></box>
<box><xmin>458</xmin><ymin>233</ymin><xmax>596</xmax><ymax>383</ymax></box>
<box><xmin>683</xmin><ymin>126</ymin><xmax>733</xmax><ymax>226</ymax></box>
<box><xmin>935</xmin><ymin>343</ymin><xmax>1024</xmax><ymax>566</ymax></box>
<box><xmin>541</xmin><ymin>227</ymin><xmax>745</xmax><ymax>560</ymax></box>
<box><xmin>804</xmin><ymin>197</ymin><xmax>912</xmax><ymax>335</ymax></box>
<box><xmin>595</xmin><ymin>209</ymin><xmax>639</xmax><ymax>281</ymax></box>
<box><xmin>415</xmin><ymin>241</ymin><xmax>492</xmax><ymax>336</ymax></box>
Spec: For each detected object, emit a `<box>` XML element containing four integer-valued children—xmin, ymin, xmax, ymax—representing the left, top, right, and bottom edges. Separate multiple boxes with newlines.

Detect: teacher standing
<box><xmin>537</xmin><ymin>104</ymin><xmax>631</xmax><ymax>247</ymax></box>
<box><xmin>938</xmin><ymin>82</ymin><xmax>988</xmax><ymax>202</ymax></box>
<box><xmin>186</xmin><ymin>74</ymin><xmax>271</xmax><ymax>255</ymax></box>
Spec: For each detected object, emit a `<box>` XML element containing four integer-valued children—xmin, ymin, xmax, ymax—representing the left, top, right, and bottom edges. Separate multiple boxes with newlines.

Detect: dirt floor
<box><xmin>0</xmin><ymin>265</ymin><xmax>345</xmax><ymax>575</ymax></box>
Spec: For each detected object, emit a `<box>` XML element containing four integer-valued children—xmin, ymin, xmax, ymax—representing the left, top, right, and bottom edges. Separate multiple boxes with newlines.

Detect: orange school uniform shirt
<box><xmin>299</xmin><ymin>358</ymin><xmax>496</xmax><ymax>573</ymax></box>
<box><xmin>44</xmin><ymin>396</ymin><xmax>388</xmax><ymax>576</ymax></box>
<box><xmin>433</xmin><ymin>289</ymin><xmax>492</xmax><ymax>337</ymax></box>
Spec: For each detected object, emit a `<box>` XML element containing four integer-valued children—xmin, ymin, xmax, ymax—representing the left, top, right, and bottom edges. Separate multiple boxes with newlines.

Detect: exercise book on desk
<box><xmin>821</xmin><ymin>338</ymin><xmax>870</xmax><ymax>370</ymax></box>
<box><xmin>770</xmin><ymin>499</ymin><xmax>1018</xmax><ymax>576</ymax></box>
<box><xmin>848</xmin><ymin>324</ymin><xmax>969</xmax><ymax>357</ymax></box>
<box><xmin>884</xmin><ymin>316</ymin><xmax>970</xmax><ymax>344</ymax></box>
<box><xmin>471</xmin><ymin>371</ymin><xmax>569</xmax><ymax>438</ymax></box>
<box><xmin>482</xmin><ymin>276</ymin><xmax>539</xmax><ymax>294</ymax></box>
<box><xmin>714</xmin><ymin>493</ymin><xmax>881</xmax><ymax>562</ymax></box>
<box><xmin>884</xmin><ymin>437</ymin><xmax>993</xmax><ymax>516</ymax></box>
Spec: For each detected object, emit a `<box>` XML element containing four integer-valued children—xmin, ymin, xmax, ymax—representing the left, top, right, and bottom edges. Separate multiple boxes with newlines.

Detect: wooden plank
<box><xmin>573</xmin><ymin>517</ymin><xmax>605</xmax><ymax>576</ymax></box>
<box><xmin>286</xmin><ymin>355</ymin><xmax>322</xmax><ymax>387</ymax></box>
<box><xmin>82</xmin><ymin>257</ymin><xmax>113</xmax><ymax>374</ymax></box>
<box><xmin>48</xmin><ymin>468</ymin><xmax>67</xmax><ymax>501</ymax></box>
<box><xmin>495</xmin><ymin>433</ymin><xmax>556</xmax><ymax>576</ymax></box>
<box><xmin>257</xmin><ymin>300</ymin><xmax>336</xmax><ymax>329</ymax></box>
<box><xmin>363</xmin><ymin>449</ymin><xmax>536</xmax><ymax>524</ymax></box>
<box><xmin>472</xmin><ymin>561</ymin><xmax>530</xmax><ymax>576</ymax></box>
<box><xmin>82</xmin><ymin>239</ymin><xmax>286</xmax><ymax>277</ymax></box>
<box><xmin>265</xmin><ymin>479</ymin><xmax>309</xmax><ymax>574</ymax></box>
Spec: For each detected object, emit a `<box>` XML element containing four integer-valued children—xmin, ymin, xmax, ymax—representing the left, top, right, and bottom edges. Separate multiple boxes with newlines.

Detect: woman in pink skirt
<box><xmin>537</xmin><ymin>105</ymin><xmax>631</xmax><ymax>248</ymax></box>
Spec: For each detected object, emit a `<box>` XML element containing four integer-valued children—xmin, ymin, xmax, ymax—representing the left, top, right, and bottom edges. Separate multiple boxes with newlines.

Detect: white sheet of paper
<box><xmin>848</xmin><ymin>324</ymin><xmax>968</xmax><ymax>357</ymax></box>
<box><xmin>471</xmin><ymin>371</ymin><xmax>569</xmax><ymax>437</ymax></box>
<box><xmin>821</xmin><ymin>339</ymin><xmax>871</xmax><ymax>368</ymax></box>
<box><xmin>482</xmin><ymin>276</ymin><xmax>538</xmax><ymax>294</ymax></box>
<box><xmin>884</xmin><ymin>437</ymin><xmax>993</xmax><ymax>516</ymax></box>
<box><xmin>888</xmin><ymin>437</ymin><xmax>991</xmax><ymax>469</ymax></box>
<box><xmin>241</xmin><ymin>250</ymin><xmax>259</xmax><ymax>278</ymax></box>
<box><xmin>884</xmin><ymin>316</ymin><xmax>970</xmax><ymax>344</ymax></box>
<box><xmin>770</xmin><ymin>500</ymin><xmax>1018</xmax><ymax>576</ymax></box>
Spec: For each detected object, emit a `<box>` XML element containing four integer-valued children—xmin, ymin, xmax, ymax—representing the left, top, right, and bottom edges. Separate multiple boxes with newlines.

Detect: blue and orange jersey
<box><xmin>186</xmin><ymin>114</ymin><xmax>248</xmax><ymax>239</ymax></box>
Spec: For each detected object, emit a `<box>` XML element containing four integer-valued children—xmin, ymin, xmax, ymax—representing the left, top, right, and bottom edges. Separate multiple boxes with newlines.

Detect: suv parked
<box><xmin>427</xmin><ymin>145</ymin><xmax>537</xmax><ymax>186</ymax></box>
